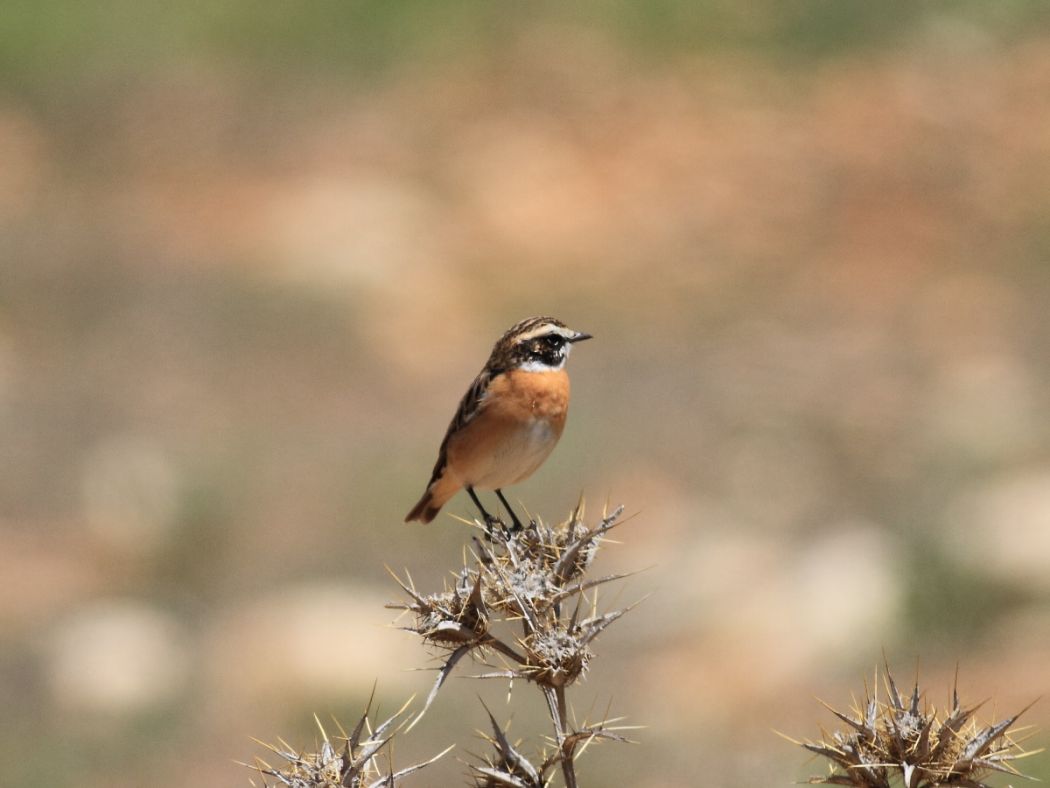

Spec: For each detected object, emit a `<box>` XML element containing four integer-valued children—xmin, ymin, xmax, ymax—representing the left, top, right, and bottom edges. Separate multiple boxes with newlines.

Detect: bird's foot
<box><xmin>483</xmin><ymin>514</ymin><xmax>506</xmax><ymax>541</ymax></box>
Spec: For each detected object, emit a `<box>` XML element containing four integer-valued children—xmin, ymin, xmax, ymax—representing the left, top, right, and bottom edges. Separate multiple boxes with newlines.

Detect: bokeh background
<box><xmin>3</xmin><ymin>2</ymin><xmax>1050</xmax><ymax>786</ymax></box>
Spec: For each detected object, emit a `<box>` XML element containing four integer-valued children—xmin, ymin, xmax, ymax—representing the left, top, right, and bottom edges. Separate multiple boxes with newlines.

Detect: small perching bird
<box><xmin>405</xmin><ymin>316</ymin><xmax>592</xmax><ymax>529</ymax></box>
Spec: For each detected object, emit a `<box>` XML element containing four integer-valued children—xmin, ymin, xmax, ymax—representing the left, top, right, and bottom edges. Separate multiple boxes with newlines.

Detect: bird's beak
<box><xmin>569</xmin><ymin>331</ymin><xmax>593</xmax><ymax>343</ymax></box>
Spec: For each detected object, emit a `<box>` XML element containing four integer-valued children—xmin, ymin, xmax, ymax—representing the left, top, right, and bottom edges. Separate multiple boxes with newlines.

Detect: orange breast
<box><xmin>484</xmin><ymin>368</ymin><xmax>570</xmax><ymax>430</ymax></box>
<box><xmin>444</xmin><ymin>368</ymin><xmax>570</xmax><ymax>489</ymax></box>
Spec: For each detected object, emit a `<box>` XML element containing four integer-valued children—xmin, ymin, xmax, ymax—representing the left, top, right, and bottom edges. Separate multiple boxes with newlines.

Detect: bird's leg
<box><xmin>466</xmin><ymin>486</ymin><xmax>499</xmax><ymax>534</ymax></box>
<box><xmin>494</xmin><ymin>489</ymin><xmax>523</xmax><ymax>531</ymax></box>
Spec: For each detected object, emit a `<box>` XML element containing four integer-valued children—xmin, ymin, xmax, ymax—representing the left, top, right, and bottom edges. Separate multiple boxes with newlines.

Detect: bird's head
<box><xmin>492</xmin><ymin>316</ymin><xmax>592</xmax><ymax>372</ymax></box>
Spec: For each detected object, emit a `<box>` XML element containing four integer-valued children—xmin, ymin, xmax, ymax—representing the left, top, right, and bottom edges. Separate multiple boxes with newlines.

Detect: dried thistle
<box><xmin>468</xmin><ymin>702</ymin><xmax>634</xmax><ymax>788</ymax></box>
<box><xmin>796</xmin><ymin>664</ymin><xmax>1040</xmax><ymax>788</ymax></box>
<box><xmin>388</xmin><ymin>504</ymin><xmax>635</xmax><ymax>709</ymax></box>
<box><xmin>243</xmin><ymin>693</ymin><xmax>450</xmax><ymax>788</ymax></box>
<box><xmin>389</xmin><ymin>503</ymin><xmax>638</xmax><ymax>788</ymax></box>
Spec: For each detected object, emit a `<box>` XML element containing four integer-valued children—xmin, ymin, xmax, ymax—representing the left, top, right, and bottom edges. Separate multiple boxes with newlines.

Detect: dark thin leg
<box><xmin>466</xmin><ymin>486</ymin><xmax>495</xmax><ymax>525</ymax></box>
<box><xmin>495</xmin><ymin>489</ymin><xmax>523</xmax><ymax>531</ymax></box>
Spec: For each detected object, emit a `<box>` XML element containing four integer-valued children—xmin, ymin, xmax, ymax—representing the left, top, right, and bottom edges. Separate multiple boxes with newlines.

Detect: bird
<box><xmin>405</xmin><ymin>316</ymin><xmax>592</xmax><ymax>529</ymax></box>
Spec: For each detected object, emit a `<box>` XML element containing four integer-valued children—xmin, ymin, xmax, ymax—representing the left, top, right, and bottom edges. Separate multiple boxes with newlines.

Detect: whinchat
<box><xmin>405</xmin><ymin>316</ymin><xmax>592</xmax><ymax>529</ymax></box>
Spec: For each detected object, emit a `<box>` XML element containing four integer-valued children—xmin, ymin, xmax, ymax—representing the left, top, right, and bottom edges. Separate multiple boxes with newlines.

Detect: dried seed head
<box><xmin>798</xmin><ymin>665</ymin><xmax>1040</xmax><ymax>788</ymax></box>
<box><xmin>468</xmin><ymin>702</ymin><xmax>634</xmax><ymax>788</ymax></box>
<box><xmin>481</xmin><ymin>507</ymin><xmax>617</xmax><ymax>592</ymax></box>
<box><xmin>523</xmin><ymin>629</ymin><xmax>591</xmax><ymax>688</ymax></box>
<box><xmin>420</xmin><ymin>589</ymin><xmax>487</xmax><ymax>644</ymax></box>
<box><xmin>389</xmin><ymin>568</ymin><xmax>489</xmax><ymax>649</ymax></box>
<box><xmin>470</xmin><ymin>708</ymin><xmax>546</xmax><ymax>788</ymax></box>
<box><xmin>250</xmin><ymin>738</ymin><xmax>346</xmax><ymax>788</ymax></box>
<box><xmin>244</xmin><ymin>698</ymin><xmax>447</xmax><ymax>788</ymax></box>
<box><xmin>483</xmin><ymin>555</ymin><xmax>559</xmax><ymax>617</ymax></box>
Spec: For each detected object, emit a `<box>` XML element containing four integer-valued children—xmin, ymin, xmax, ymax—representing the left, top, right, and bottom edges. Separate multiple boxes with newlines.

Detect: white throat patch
<box><xmin>519</xmin><ymin>341</ymin><xmax>569</xmax><ymax>372</ymax></box>
<box><xmin>519</xmin><ymin>356</ymin><xmax>566</xmax><ymax>372</ymax></box>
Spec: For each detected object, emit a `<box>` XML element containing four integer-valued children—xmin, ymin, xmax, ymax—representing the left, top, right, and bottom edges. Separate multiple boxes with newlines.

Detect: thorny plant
<box><xmin>388</xmin><ymin>503</ymin><xmax>639</xmax><ymax>788</ymax></box>
<box><xmin>243</xmin><ymin>692</ymin><xmax>450</xmax><ymax>788</ymax></box>
<box><xmin>794</xmin><ymin>664</ymin><xmax>1041</xmax><ymax>788</ymax></box>
<box><xmin>468</xmin><ymin>701</ymin><xmax>631</xmax><ymax>788</ymax></box>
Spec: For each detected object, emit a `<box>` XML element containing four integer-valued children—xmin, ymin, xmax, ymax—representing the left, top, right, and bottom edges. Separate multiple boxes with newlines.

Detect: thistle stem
<box><xmin>544</xmin><ymin>685</ymin><xmax>578</xmax><ymax>788</ymax></box>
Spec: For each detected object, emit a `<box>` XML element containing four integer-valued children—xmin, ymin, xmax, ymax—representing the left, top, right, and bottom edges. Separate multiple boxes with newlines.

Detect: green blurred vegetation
<box><xmin>5</xmin><ymin>0</ymin><xmax>1050</xmax><ymax>95</ymax></box>
<box><xmin>900</xmin><ymin>537</ymin><xmax>1035</xmax><ymax>646</ymax></box>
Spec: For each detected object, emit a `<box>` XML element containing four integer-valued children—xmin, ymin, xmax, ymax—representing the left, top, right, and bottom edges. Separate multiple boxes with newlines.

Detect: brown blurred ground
<box><xmin>2</xmin><ymin>3</ymin><xmax>1050</xmax><ymax>786</ymax></box>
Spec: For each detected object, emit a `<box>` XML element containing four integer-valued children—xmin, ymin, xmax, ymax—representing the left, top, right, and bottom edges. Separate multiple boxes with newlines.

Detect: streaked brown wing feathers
<box><xmin>425</xmin><ymin>368</ymin><xmax>493</xmax><ymax>487</ymax></box>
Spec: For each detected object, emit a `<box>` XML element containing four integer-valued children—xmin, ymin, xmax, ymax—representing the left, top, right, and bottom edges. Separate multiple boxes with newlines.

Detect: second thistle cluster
<box><xmin>797</xmin><ymin>666</ymin><xmax>1039</xmax><ymax>788</ymax></box>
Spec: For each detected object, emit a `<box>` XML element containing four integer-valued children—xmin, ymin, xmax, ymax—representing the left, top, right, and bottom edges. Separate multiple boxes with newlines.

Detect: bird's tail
<box><xmin>404</xmin><ymin>490</ymin><xmax>441</xmax><ymax>523</ymax></box>
<box><xmin>405</xmin><ymin>468</ymin><xmax>459</xmax><ymax>525</ymax></box>
<box><xmin>405</xmin><ymin>476</ymin><xmax>459</xmax><ymax>524</ymax></box>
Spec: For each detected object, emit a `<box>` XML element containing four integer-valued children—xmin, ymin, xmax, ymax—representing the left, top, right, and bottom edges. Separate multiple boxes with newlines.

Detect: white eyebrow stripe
<box><xmin>515</xmin><ymin>324</ymin><xmax>573</xmax><ymax>343</ymax></box>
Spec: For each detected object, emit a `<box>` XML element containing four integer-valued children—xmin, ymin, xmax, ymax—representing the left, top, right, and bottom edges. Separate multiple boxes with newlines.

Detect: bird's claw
<box><xmin>483</xmin><ymin>514</ymin><xmax>504</xmax><ymax>541</ymax></box>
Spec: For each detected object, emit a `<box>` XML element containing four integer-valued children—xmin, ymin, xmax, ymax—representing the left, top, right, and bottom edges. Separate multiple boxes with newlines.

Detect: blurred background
<box><xmin>3</xmin><ymin>2</ymin><xmax>1050</xmax><ymax>785</ymax></box>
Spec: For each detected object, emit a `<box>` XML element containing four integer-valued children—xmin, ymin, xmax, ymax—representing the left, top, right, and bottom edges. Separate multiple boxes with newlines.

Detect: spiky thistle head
<box><xmin>243</xmin><ymin>695</ymin><xmax>449</xmax><ymax>788</ymax></box>
<box><xmin>391</xmin><ymin>565</ymin><xmax>490</xmax><ymax>650</ymax></box>
<box><xmin>796</xmin><ymin>665</ymin><xmax>1040</xmax><ymax>788</ymax></box>
<box><xmin>388</xmin><ymin>504</ymin><xmax>638</xmax><ymax>728</ymax></box>
<box><xmin>468</xmin><ymin>703</ymin><xmax>634</xmax><ymax>788</ymax></box>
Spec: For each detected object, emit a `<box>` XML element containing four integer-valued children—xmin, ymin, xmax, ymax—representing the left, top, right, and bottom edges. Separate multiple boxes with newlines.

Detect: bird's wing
<box><xmin>425</xmin><ymin>367</ymin><xmax>495</xmax><ymax>487</ymax></box>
